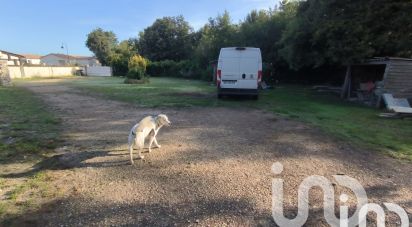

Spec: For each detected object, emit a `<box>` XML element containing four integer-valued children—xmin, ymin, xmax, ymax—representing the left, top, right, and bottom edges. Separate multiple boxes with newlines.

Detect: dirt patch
<box><xmin>6</xmin><ymin>78</ymin><xmax>411</xmax><ymax>226</ymax></box>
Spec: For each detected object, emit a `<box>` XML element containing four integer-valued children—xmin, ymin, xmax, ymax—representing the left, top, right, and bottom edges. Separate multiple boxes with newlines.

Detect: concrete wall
<box><xmin>9</xmin><ymin>66</ymin><xmax>81</xmax><ymax>78</ymax></box>
<box><xmin>84</xmin><ymin>66</ymin><xmax>112</xmax><ymax>76</ymax></box>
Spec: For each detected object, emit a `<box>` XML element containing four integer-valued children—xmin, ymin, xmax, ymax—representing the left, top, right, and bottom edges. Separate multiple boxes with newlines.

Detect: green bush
<box><xmin>127</xmin><ymin>55</ymin><xmax>148</xmax><ymax>80</ymax></box>
<box><xmin>147</xmin><ymin>60</ymin><xmax>213</xmax><ymax>81</ymax></box>
<box><xmin>110</xmin><ymin>55</ymin><xmax>129</xmax><ymax>76</ymax></box>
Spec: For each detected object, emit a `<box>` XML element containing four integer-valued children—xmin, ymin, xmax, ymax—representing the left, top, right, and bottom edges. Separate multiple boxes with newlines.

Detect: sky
<box><xmin>1</xmin><ymin>0</ymin><xmax>280</xmax><ymax>56</ymax></box>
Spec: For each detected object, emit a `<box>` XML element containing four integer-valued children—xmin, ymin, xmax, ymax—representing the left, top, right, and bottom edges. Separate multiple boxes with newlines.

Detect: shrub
<box><xmin>147</xmin><ymin>60</ymin><xmax>213</xmax><ymax>81</ymax></box>
<box><xmin>110</xmin><ymin>54</ymin><xmax>129</xmax><ymax>76</ymax></box>
<box><xmin>127</xmin><ymin>55</ymin><xmax>149</xmax><ymax>80</ymax></box>
<box><xmin>146</xmin><ymin>60</ymin><xmax>179</xmax><ymax>77</ymax></box>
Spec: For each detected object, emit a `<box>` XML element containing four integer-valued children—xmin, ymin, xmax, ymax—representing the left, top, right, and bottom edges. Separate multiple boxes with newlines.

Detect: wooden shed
<box><xmin>341</xmin><ymin>57</ymin><xmax>412</xmax><ymax>106</ymax></box>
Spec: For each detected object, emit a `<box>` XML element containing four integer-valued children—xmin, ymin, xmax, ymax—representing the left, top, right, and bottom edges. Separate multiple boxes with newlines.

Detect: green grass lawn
<box><xmin>66</xmin><ymin>77</ymin><xmax>219</xmax><ymax>107</ymax></box>
<box><xmin>59</xmin><ymin>76</ymin><xmax>412</xmax><ymax>160</ymax></box>
<box><xmin>0</xmin><ymin>86</ymin><xmax>60</xmax><ymax>162</ymax></box>
<box><xmin>258</xmin><ymin>86</ymin><xmax>412</xmax><ymax>159</ymax></box>
<box><xmin>0</xmin><ymin>86</ymin><xmax>61</xmax><ymax>223</ymax></box>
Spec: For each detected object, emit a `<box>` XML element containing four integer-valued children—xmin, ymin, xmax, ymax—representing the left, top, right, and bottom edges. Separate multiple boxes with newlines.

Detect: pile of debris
<box><xmin>0</xmin><ymin>61</ymin><xmax>12</xmax><ymax>86</ymax></box>
<box><xmin>380</xmin><ymin>94</ymin><xmax>412</xmax><ymax>118</ymax></box>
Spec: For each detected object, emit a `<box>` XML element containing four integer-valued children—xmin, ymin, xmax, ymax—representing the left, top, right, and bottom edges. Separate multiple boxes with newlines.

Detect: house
<box><xmin>0</xmin><ymin>50</ymin><xmax>25</xmax><ymax>65</ymax></box>
<box><xmin>72</xmin><ymin>56</ymin><xmax>101</xmax><ymax>66</ymax></box>
<box><xmin>41</xmin><ymin>53</ymin><xmax>73</xmax><ymax>66</ymax></box>
<box><xmin>22</xmin><ymin>54</ymin><xmax>42</xmax><ymax>65</ymax></box>
<box><xmin>341</xmin><ymin>57</ymin><xmax>412</xmax><ymax>105</ymax></box>
<box><xmin>41</xmin><ymin>53</ymin><xmax>100</xmax><ymax>66</ymax></box>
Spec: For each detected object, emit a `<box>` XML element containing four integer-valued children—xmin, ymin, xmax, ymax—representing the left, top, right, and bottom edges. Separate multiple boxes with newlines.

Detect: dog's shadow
<box><xmin>0</xmin><ymin>149</ymin><xmax>131</xmax><ymax>179</ymax></box>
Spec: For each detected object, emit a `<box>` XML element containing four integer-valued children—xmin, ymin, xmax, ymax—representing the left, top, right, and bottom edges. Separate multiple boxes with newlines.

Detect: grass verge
<box><xmin>0</xmin><ymin>86</ymin><xmax>60</xmax><ymax>162</ymax></box>
<box><xmin>0</xmin><ymin>86</ymin><xmax>61</xmax><ymax>223</ymax></box>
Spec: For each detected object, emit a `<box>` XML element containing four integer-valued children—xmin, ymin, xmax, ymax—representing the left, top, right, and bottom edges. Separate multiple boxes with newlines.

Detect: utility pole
<box><xmin>61</xmin><ymin>43</ymin><xmax>70</xmax><ymax>65</ymax></box>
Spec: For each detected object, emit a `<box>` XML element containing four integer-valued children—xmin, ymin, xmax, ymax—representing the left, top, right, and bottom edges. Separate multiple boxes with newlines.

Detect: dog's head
<box><xmin>156</xmin><ymin>114</ymin><xmax>171</xmax><ymax>127</ymax></box>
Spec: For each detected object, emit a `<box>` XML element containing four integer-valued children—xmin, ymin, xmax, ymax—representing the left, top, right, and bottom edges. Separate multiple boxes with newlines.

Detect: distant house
<box><xmin>41</xmin><ymin>54</ymin><xmax>73</xmax><ymax>66</ymax></box>
<box><xmin>72</xmin><ymin>56</ymin><xmax>101</xmax><ymax>67</ymax></box>
<box><xmin>0</xmin><ymin>50</ymin><xmax>25</xmax><ymax>65</ymax></box>
<box><xmin>41</xmin><ymin>53</ymin><xmax>100</xmax><ymax>66</ymax></box>
<box><xmin>22</xmin><ymin>54</ymin><xmax>42</xmax><ymax>65</ymax></box>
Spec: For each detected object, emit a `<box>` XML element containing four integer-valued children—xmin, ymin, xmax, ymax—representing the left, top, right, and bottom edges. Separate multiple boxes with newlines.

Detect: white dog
<box><xmin>128</xmin><ymin>114</ymin><xmax>171</xmax><ymax>164</ymax></box>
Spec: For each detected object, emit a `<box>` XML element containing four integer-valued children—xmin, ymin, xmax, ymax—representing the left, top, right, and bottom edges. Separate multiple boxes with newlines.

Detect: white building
<box><xmin>41</xmin><ymin>53</ymin><xmax>100</xmax><ymax>66</ymax></box>
<box><xmin>72</xmin><ymin>56</ymin><xmax>101</xmax><ymax>67</ymax></box>
<box><xmin>22</xmin><ymin>54</ymin><xmax>42</xmax><ymax>65</ymax></box>
<box><xmin>0</xmin><ymin>50</ymin><xmax>25</xmax><ymax>65</ymax></box>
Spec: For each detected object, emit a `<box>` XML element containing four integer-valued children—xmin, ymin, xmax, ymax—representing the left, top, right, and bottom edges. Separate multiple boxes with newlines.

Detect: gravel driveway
<box><xmin>11</xmin><ymin>79</ymin><xmax>412</xmax><ymax>226</ymax></box>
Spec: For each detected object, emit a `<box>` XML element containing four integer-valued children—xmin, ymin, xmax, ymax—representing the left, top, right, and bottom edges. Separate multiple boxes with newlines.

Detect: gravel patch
<box><xmin>10</xmin><ymin>79</ymin><xmax>412</xmax><ymax>226</ymax></box>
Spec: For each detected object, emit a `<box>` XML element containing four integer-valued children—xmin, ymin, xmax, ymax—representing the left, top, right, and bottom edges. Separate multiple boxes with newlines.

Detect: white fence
<box><xmin>8</xmin><ymin>66</ymin><xmax>81</xmax><ymax>78</ymax></box>
<box><xmin>84</xmin><ymin>66</ymin><xmax>112</xmax><ymax>77</ymax></box>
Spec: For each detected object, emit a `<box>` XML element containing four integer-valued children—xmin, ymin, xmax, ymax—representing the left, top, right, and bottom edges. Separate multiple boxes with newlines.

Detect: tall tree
<box><xmin>278</xmin><ymin>0</ymin><xmax>412</xmax><ymax>69</ymax></box>
<box><xmin>138</xmin><ymin>16</ymin><xmax>193</xmax><ymax>61</ymax></box>
<box><xmin>239</xmin><ymin>8</ymin><xmax>290</xmax><ymax>64</ymax></box>
<box><xmin>109</xmin><ymin>39</ymin><xmax>138</xmax><ymax>76</ymax></box>
<box><xmin>195</xmin><ymin>11</ymin><xmax>240</xmax><ymax>66</ymax></box>
<box><xmin>86</xmin><ymin>28</ymin><xmax>118</xmax><ymax>65</ymax></box>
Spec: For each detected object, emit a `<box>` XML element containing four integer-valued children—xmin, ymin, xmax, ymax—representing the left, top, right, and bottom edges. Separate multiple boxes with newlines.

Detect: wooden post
<box><xmin>341</xmin><ymin>65</ymin><xmax>352</xmax><ymax>99</ymax></box>
<box><xmin>347</xmin><ymin>71</ymin><xmax>352</xmax><ymax>99</ymax></box>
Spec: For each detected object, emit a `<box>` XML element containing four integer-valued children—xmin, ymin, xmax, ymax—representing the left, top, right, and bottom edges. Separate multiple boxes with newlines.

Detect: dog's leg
<box><xmin>136</xmin><ymin>136</ymin><xmax>145</xmax><ymax>159</ymax></box>
<box><xmin>148</xmin><ymin>133</ymin><xmax>156</xmax><ymax>153</ymax></box>
<box><xmin>153</xmin><ymin>136</ymin><xmax>161</xmax><ymax>148</ymax></box>
<box><xmin>129</xmin><ymin>143</ymin><xmax>134</xmax><ymax>165</ymax></box>
<box><xmin>152</xmin><ymin>129</ymin><xmax>161</xmax><ymax>148</ymax></box>
<box><xmin>128</xmin><ymin>132</ymin><xmax>135</xmax><ymax>165</ymax></box>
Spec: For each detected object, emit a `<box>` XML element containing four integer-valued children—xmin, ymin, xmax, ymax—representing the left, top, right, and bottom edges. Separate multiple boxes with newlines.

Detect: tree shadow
<box><xmin>3</xmin><ymin>197</ymin><xmax>276</xmax><ymax>227</ymax></box>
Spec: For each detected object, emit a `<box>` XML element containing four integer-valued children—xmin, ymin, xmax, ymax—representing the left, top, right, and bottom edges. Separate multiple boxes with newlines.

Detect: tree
<box><xmin>138</xmin><ymin>16</ymin><xmax>193</xmax><ymax>61</ymax></box>
<box><xmin>127</xmin><ymin>54</ymin><xmax>149</xmax><ymax>80</ymax></box>
<box><xmin>239</xmin><ymin>8</ymin><xmax>291</xmax><ymax>64</ymax></box>
<box><xmin>109</xmin><ymin>39</ymin><xmax>138</xmax><ymax>76</ymax></box>
<box><xmin>195</xmin><ymin>11</ymin><xmax>240</xmax><ymax>66</ymax></box>
<box><xmin>278</xmin><ymin>0</ymin><xmax>412</xmax><ymax>69</ymax></box>
<box><xmin>86</xmin><ymin>28</ymin><xmax>118</xmax><ymax>65</ymax></box>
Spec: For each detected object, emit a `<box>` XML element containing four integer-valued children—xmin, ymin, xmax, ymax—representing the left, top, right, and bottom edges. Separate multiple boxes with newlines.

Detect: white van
<box><xmin>217</xmin><ymin>47</ymin><xmax>262</xmax><ymax>99</ymax></box>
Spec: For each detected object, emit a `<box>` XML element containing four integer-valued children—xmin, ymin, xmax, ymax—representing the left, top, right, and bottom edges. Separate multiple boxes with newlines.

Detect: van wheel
<box><xmin>217</xmin><ymin>94</ymin><xmax>223</xmax><ymax>99</ymax></box>
<box><xmin>252</xmin><ymin>95</ymin><xmax>259</xmax><ymax>100</ymax></box>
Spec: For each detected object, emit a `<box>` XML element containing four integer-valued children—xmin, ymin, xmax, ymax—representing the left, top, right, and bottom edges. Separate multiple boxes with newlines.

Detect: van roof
<box><xmin>221</xmin><ymin>47</ymin><xmax>260</xmax><ymax>51</ymax></box>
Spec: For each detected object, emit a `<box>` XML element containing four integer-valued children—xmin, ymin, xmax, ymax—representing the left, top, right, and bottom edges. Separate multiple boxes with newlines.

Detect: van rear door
<box><xmin>218</xmin><ymin>47</ymin><xmax>261</xmax><ymax>90</ymax></box>
<box><xmin>237</xmin><ymin>50</ymin><xmax>259</xmax><ymax>89</ymax></box>
<box><xmin>219</xmin><ymin>49</ymin><xmax>239</xmax><ymax>88</ymax></box>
